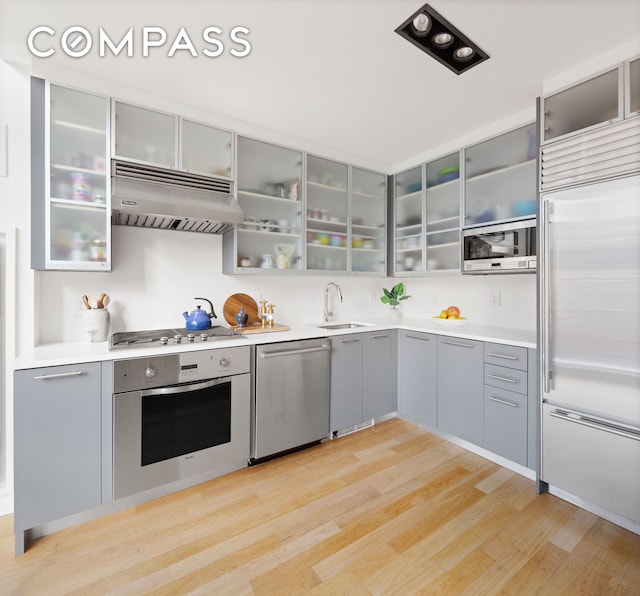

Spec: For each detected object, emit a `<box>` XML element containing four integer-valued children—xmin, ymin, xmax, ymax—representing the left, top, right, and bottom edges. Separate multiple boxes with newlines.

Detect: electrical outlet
<box><xmin>491</xmin><ymin>290</ymin><xmax>501</xmax><ymax>307</ymax></box>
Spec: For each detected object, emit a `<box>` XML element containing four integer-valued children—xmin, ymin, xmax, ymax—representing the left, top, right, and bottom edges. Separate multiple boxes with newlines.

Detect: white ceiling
<box><xmin>2</xmin><ymin>0</ymin><xmax>640</xmax><ymax>172</ymax></box>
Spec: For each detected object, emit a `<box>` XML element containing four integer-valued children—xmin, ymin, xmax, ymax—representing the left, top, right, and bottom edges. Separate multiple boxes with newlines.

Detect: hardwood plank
<box><xmin>2</xmin><ymin>418</ymin><xmax>639</xmax><ymax>595</ymax></box>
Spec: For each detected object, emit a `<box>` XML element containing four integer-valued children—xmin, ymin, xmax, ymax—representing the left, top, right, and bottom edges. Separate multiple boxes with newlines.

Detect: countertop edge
<box><xmin>12</xmin><ymin>319</ymin><xmax>536</xmax><ymax>370</ymax></box>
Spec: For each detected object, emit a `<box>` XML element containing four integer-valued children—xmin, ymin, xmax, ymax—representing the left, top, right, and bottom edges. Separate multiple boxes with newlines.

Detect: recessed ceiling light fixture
<box><xmin>395</xmin><ymin>3</ymin><xmax>489</xmax><ymax>75</ymax></box>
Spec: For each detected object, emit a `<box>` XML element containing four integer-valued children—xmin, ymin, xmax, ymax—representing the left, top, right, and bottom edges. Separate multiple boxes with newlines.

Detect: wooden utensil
<box><xmin>102</xmin><ymin>295</ymin><xmax>110</xmax><ymax>308</ymax></box>
<box><xmin>223</xmin><ymin>293</ymin><xmax>260</xmax><ymax>326</ymax></box>
<box><xmin>82</xmin><ymin>295</ymin><xmax>92</xmax><ymax>310</ymax></box>
<box><xmin>96</xmin><ymin>293</ymin><xmax>107</xmax><ymax>309</ymax></box>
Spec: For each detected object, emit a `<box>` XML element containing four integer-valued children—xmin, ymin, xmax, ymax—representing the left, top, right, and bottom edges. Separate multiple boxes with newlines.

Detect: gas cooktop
<box><xmin>109</xmin><ymin>326</ymin><xmax>241</xmax><ymax>349</ymax></box>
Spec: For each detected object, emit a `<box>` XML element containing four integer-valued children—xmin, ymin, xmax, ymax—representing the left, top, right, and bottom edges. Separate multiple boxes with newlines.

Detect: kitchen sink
<box><xmin>317</xmin><ymin>322</ymin><xmax>370</xmax><ymax>330</ymax></box>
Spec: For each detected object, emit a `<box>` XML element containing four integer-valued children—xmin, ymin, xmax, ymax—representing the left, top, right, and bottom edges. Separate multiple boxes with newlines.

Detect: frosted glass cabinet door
<box><xmin>181</xmin><ymin>119</ymin><xmax>232</xmax><ymax>177</ymax></box>
<box><xmin>464</xmin><ymin>123</ymin><xmax>537</xmax><ymax>226</ymax></box>
<box><xmin>39</xmin><ymin>81</ymin><xmax>110</xmax><ymax>270</ymax></box>
<box><xmin>394</xmin><ymin>165</ymin><xmax>424</xmax><ymax>274</ymax></box>
<box><xmin>306</xmin><ymin>155</ymin><xmax>348</xmax><ymax>271</ymax></box>
<box><xmin>542</xmin><ymin>68</ymin><xmax>620</xmax><ymax>142</ymax></box>
<box><xmin>234</xmin><ymin>136</ymin><xmax>303</xmax><ymax>271</ymax></box>
<box><xmin>113</xmin><ymin>101</ymin><xmax>176</xmax><ymax>167</ymax></box>
<box><xmin>628</xmin><ymin>57</ymin><xmax>640</xmax><ymax>116</ymax></box>
<box><xmin>351</xmin><ymin>167</ymin><xmax>386</xmax><ymax>274</ymax></box>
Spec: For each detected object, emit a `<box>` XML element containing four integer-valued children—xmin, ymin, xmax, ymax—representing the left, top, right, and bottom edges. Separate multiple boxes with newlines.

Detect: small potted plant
<box><xmin>380</xmin><ymin>282</ymin><xmax>411</xmax><ymax>311</ymax></box>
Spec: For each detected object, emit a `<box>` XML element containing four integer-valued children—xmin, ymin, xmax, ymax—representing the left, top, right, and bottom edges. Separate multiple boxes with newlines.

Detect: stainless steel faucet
<box><xmin>323</xmin><ymin>282</ymin><xmax>343</xmax><ymax>323</ymax></box>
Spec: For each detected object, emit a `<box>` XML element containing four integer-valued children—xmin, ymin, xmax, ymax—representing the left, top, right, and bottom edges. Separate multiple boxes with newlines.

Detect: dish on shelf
<box><xmin>434</xmin><ymin>317</ymin><xmax>467</xmax><ymax>327</ymax></box>
<box><xmin>513</xmin><ymin>199</ymin><xmax>537</xmax><ymax>217</ymax></box>
<box><xmin>407</xmin><ymin>181</ymin><xmax>422</xmax><ymax>193</ymax></box>
<box><xmin>437</xmin><ymin>166</ymin><xmax>459</xmax><ymax>183</ymax></box>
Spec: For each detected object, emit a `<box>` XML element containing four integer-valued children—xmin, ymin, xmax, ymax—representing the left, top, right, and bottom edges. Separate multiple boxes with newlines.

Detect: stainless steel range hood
<box><xmin>111</xmin><ymin>160</ymin><xmax>244</xmax><ymax>234</ymax></box>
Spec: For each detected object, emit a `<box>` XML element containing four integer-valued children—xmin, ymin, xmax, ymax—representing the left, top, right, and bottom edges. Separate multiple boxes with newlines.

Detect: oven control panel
<box><xmin>114</xmin><ymin>346</ymin><xmax>250</xmax><ymax>393</ymax></box>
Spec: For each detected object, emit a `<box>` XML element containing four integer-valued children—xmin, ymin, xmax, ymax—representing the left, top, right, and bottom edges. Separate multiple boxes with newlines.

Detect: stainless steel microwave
<box><xmin>463</xmin><ymin>219</ymin><xmax>536</xmax><ymax>274</ymax></box>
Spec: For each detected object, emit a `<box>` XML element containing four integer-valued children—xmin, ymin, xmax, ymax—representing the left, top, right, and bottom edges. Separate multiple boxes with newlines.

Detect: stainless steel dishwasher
<box><xmin>250</xmin><ymin>338</ymin><xmax>331</xmax><ymax>464</ymax></box>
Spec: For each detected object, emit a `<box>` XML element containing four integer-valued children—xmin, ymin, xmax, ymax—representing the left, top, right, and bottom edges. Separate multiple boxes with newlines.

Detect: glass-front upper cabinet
<box><xmin>351</xmin><ymin>166</ymin><xmax>386</xmax><ymax>274</ymax></box>
<box><xmin>425</xmin><ymin>152</ymin><xmax>461</xmax><ymax>272</ymax></box>
<box><xmin>306</xmin><ymin>155</ymin><xmax>349</xmax><ymax>271</ymax></box>
<box><xmin>231</xmin><ymin>136</ymin><xmax>303</xmax><ymax>271</ymax></box>
<box><xmin>113</xmin><ymin>101</ymin><xmax>176</xmax><ymax>167</ymax></box>
<box><xmin>464</xmin><ymin>123</ymin><xmax>537</xmax><ymax>227</ymax></box>
<box><xmin>542</xmin><ymin>67</ymin><xmax>621</xmax><ymax>143</ymax></box>
<box><xmin>112</xmin><ymin>103</ymin><xmax>233</xmax><ymax>179</ymax></box>
<box><xmin>181</xmin><ymin>118</ymin><xmax>232</xmax><ymax>178</ymax></box>
<box><xmin>393</xmin><ymin>165</ymin><xmax>423</xmax><ymax>275</ymax></box>
<box><xmin>626</xmin><ymin>56</ymin><xmax>640</xmax><ymax>117</ymax></box>
<box><xmin>31</xmin><ymin>79</ymin><xmax>111</xmax><ymax>271</ymax></box>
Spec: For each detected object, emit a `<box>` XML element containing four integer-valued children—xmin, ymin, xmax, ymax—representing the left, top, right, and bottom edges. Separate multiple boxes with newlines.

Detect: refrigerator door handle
<box><xmin>550</xmin><ymin>409</ymin><xmax>640</xmax><ymax>442</ymax></box>
<box><xmin>542</xmin><ymin>198</ymin><xmax>552</xmax><ymax>394</ymax></box>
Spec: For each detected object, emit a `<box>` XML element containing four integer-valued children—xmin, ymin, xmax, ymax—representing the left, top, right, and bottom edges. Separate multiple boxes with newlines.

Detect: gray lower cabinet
<box><xmin>14</xmin><ymin>362</ymin><xmax>102</xmax><ymax>552</ymax></box>
<box><xmin>330</xmin><ymin>330</ymin><xmax>397</xmax><ymax>433</ymax></box>
<box><xmin>437</xmin><ymin>335</ymin><xmax>484</xmax><ymax>446</ymax></box>
<box><xmin>397</xmin><ymin>330</ymin><xmax>437</xmax><ymax>427</ymax></box>
<box><xmin>482</xmin><ymin>342</ymin><xmax>530</xmax><ymax>467</ymax></box>
<box><xmin>363</xmin><ymin>330</ymin><xmax>397</xmax><ymax>420</ymax></box>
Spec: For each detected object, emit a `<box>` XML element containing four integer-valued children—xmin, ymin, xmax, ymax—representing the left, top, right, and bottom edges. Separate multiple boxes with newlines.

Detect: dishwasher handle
<box><xmin>259</xmin><ymin>344</ymin><xmax>330</xmax><ymax>359</ymax></box>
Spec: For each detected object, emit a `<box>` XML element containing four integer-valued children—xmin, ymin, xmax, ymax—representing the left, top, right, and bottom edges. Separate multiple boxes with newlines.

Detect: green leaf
<box><xmin>392</xmin><ymin>282</ymin><xmax>404</xmax><ymax>296</ymax></box>
<box><xmin>380</xmin><ymin>296</ymin><xmax>390</xmax><ymax>304</ymax></box>
<box><xmin>383</xmin><ymin>288</ymin><xmax>393</xmax><ymax>299</ymax></box>
<box><xmin>399</xmin><ymin>295</ymin><xmax>410</xmax><ymax>301</ymax></box>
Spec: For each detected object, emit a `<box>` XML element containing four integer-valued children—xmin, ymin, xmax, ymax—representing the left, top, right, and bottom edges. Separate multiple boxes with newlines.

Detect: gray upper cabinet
<box><xmin>113</xmin><ymin>101</ymin><xmax>177</xmax><ymax>167</ymax></box>
<box><xmin>541</xmin><ymin>64</ymin><xmax>625</xmax><ymax>144</ymax></box>
<box><xmin>362</xmin><ymin>330</ymin><xmax>397</xmax><ymax>420</ymax></box>
<box><xmin>112</xmin><ymin>100</ymin><xmax>233</xmax><ymax>176</ymax></box>
<box><xmin>14</xmin><ymin>363</ymin><xmax>102</xmax><ymax>538</ymax></box>
<box><xmin>393</xmin><ymin>165</ymin><xmax>424</xmax><ymax>275</ymax></box>
<box><xmin>397</xmin><ymin>330</ymin><xmax>437</xmax><ymax>427</ymax></box>
<box><xmin>437</xmin><ymin>335</ymin><xmax>484</xmax><ymax>446</ymax></box>
<box><xmin>463</xmin><ymin>123</ymin><xmax>537</xmax><ymax>227</ymax></box>
<box><xmin>31</xmin><ymin>78</ymin><xmax>111</xmax><ymax>271</ymax></box>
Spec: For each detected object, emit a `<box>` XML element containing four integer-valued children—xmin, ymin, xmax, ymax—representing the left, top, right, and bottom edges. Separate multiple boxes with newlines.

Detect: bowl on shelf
<box><xmin>437</xmin><ymin>166</ymin><xmax>459</xmax><ymax>184</ymax></box>
<box><xmin>407</xmin><ymin>181</ymin><xmax>422</xmax><ymax>193</ymax></box>
<box><xmin>513</xmin><ymin>199</ymin><xmax>537</xmax><ymax>217</ymax></box>
<box><xmin>434</xmin><ymin>317</ymin><xmax>467</xmax><ymax>327</ymax></box>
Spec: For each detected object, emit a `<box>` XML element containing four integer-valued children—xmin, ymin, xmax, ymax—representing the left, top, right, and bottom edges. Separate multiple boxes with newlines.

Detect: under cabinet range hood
<box><xmin>111</xmin><ymin>160</ymin><xmax>244</xmax><ymax>234</ymax></box>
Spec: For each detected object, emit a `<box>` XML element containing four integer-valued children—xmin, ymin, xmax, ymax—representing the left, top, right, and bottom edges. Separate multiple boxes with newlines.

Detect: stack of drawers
<box><xmin>483</xmin><ymin>342</ymin><xmax>528</xmax><ymax>465</ymax></box>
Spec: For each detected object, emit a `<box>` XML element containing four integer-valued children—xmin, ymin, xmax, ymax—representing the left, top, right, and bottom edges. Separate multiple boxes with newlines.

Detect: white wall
<box><xmin>37</xmin><ymin>224</ymin><xmax>536</xmax><ymax>343</ymax></box>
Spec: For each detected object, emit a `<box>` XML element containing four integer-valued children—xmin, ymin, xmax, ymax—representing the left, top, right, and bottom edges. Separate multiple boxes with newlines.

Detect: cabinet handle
<box><xmin>443</xmin><ymin>340</ymin><xmax>473</xmax><ymax>348</ymax></box>
<box><xmin>33</xmin><ymin>371</ymin><xmax>84</xmax><ymax>380</ymax></box>
<box><xmin>488</xmin><ymin>395</ymin><xmax>519</xmax><ymax>408</ymax></box>
<box><xmin>487</xmin><ymin>373</ymin><xmax>518</xmax><ymax>384</ymax></box>
<box><xmin>372</xmin><ymin>334</ymin><xmax>389</xmax><ymax>340</ymax></box>
<box><xmin>340</xmin><ymin>338</ymin><xmax>361</xmax><ymax>344</ymax></box>
<box><xmin>487</xmin><ymin>352</ymin><xmax>517</xmax><ymax>360</ymax></box>
<box><xmin>406</xmin><ymin>334</ymin><xmax>430</xmax><ymax>341</ymax></box>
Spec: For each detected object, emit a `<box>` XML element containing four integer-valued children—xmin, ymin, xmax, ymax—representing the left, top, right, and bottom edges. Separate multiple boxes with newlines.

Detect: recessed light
<box><xmin>412</xmin><ymin>13</ymin><xmax>431</xmax><ymax>36</ymax></box>
<box><xmin>432</xmin><ymin>32</ymin><xmax>453</xmax><ymax>48</ymax></box>
<box><xmin>395</xmin><ymin>3</ymin><xmax>489</xmax><ymax>75</ymax></box>
<box><xmin>454</xmin><ymin>46</ymin><xmax>474</xmax><ymax>61</ymax></box>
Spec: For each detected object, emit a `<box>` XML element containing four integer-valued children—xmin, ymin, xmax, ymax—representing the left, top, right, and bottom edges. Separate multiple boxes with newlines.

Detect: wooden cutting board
<box><xmin>223</xmin><ymin>293</ymin><xmax>260</xmax><ymax>326</ymax></box>
<box><xmin>232</xmin><ymin>322</ymin><xmax>291</xmax><ymax>334</ymax></box>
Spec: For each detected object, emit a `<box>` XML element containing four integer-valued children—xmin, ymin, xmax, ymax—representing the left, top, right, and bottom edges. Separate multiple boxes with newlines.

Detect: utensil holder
<box><xmin>84</xmin><ymin>308</ymin><xmax>110</xmax><ymax>342</ymax></box>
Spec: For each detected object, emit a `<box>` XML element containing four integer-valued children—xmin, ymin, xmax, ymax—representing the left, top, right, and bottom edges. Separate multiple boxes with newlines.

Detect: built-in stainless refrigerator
<box><xmin>540</xmin><ymin>173</ymin><xmax>640</xmax><ymax>525</ymax></box>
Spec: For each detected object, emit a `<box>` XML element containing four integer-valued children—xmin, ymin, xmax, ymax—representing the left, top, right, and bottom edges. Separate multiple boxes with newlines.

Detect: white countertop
<box><xmin>12</xmin><ymin>318</ymin><xmax>536</xmax><ymax>370</ymax></box>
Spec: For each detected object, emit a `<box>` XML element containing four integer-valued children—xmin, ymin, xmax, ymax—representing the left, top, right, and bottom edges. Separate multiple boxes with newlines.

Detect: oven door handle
<box><xmin>140</xmin><ymin>376</ymin><xmax>229</xmax><ymax>397</ymax></box>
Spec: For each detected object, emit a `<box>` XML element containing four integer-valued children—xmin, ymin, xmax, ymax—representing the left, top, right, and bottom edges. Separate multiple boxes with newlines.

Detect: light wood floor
<box><xmin>1</xmin><ymin>418</ymin><xmax>639</xmax><ymax>595</ymax></box>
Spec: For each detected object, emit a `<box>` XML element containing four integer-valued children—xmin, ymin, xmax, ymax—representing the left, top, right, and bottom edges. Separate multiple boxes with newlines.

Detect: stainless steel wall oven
<box><xmin>113</xmin><ymin>346</ymin><xmax>250</xmax><ymax>499</ymax></box>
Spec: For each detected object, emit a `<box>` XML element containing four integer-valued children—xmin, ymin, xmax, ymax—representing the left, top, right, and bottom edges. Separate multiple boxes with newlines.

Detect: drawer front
<box><xmin>484</xmin><ymin>363</ymin><xmax>527</xmax><ymax>395</ymax></box>
<box><xmin>484</xmin><ymin>385</ymin><xmax>527</xmax><ymax>466</ymax></box>
<box><xmin>484</xmin><ymin>342</ymin><xmax>528</xmax><ymax>371</ymax></box>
